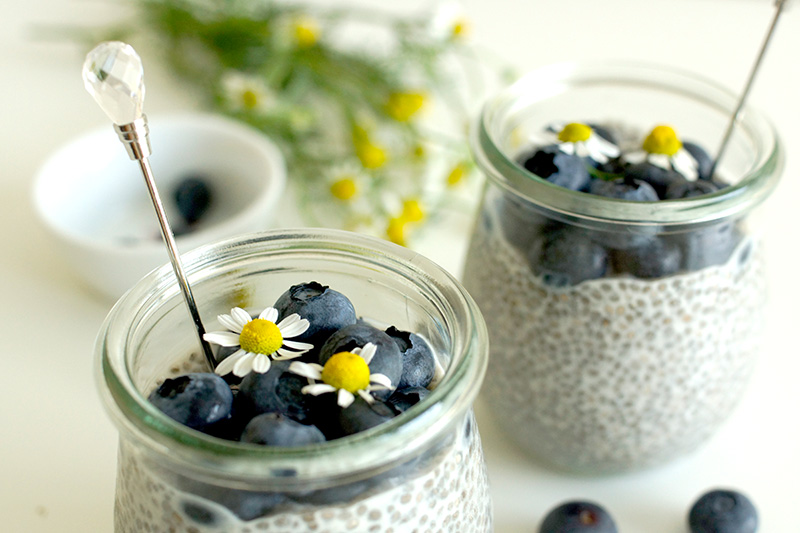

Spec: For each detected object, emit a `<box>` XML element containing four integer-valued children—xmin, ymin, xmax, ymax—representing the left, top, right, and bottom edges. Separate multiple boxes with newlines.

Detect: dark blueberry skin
<box><xmin>495</xmin><ymin>192</ymin><xmax>553</xmax><ymax>253</ymax></box>
<box><xmin>539</xmin><ymin>501</ymin><xmax>618</xmax><ymax>533</ymax></box>
<box><xmin>611</xmin><ymin>237</ymin><xmax>682</xmax><ymax>279</ymax></box>
<box><xmin>175</xmin><ymin>482</ymin><xmax>286</xmax><ymax>523</ymax></box>
<box><xmin>237</xmin><ymin>361</ymin><xmax>314</xmax><ymax>424</ymax></box>
<box><xmin>672</xmin><ymin>221</ymin><xmax>743</xmax><ymax>271</ymax></box>
<box><xmin>336</xmin><ymin>397</ymin><xmax>397</xmax><ymax>437</ymax></box>
<box><xmin>624</xmin><ymin>161</ymin><xmax>687</xmax><ymax>199</ymax></box>
<box><xmin>148</xmin><ymin>373</ymin><xmax>233</xmax><ymax>430</ymax></box>
<box><xmin>589</xmin><ymin>176</ymin><xmax>659</xmax><ymax>202</ymax></box>
<box><xmin>173</xmin><ymin>176</ymin><xmax>213</xmax><ymax>226</ymax></box>
<box><xmin>240</xmin><ymin>412</ymin><xmax>326</xmax><ymax>446</ymax></box>
<box><xmin>688</xmin><ymin>489</ymin><xmax>758</xmax><ymax>533</ymax></box>
<box><xmin>385</xmin><ymin>326</ymin><xmax>436</xmax><ymax>389</ymax></box>
<box><xmin>273</xmin><ymin>282</ymin><xmax>357</xmax><ymax>349</ymax></box>
<box><xmin>387</xmin><ymin>386</ymin><xmax>431</xmax><ymax>413</ymax></box>
<box><xmin>683</xmin><ymin>141</ymin><xmax>714</xmax><ymax>182</ymax></box>
<box><xmin>528</xmin><ymin>227</ymin><xmax>608</xmax><ymax>287</ymax></box>
<box><xmin>665</xmin><ymin>178</ymin><xmax>720</xmax><ymax>199</ymax></box>
<box><xmin>522</xmin><ymin>145</ymin><xmax>592</xmax><ymax>192</ymax></box>
<box><xmin>318</xmin><ymin>323</ymin><xmax>403</xmax><ymax>399</ymax></box>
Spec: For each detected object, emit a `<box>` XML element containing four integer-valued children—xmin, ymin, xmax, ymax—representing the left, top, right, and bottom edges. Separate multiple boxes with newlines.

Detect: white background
<box><xmin>2</xmin><ymin>1</ymin><xmax>799</xmax><ymax>531</ymax></box>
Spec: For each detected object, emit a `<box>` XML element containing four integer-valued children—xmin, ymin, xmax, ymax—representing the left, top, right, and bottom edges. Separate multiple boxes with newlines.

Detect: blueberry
<box><xmin>495</xmin><ymin>192</ymin><xmax>553</xmax><ymax>253</ymax></box>
<box><xmin>588</xmin><ymin>176</ymin><xmax>659</xmax><ymax>202</ymax></box>
<box><xmin>682</xmin><ymin>141</ymin><xmax>714</xmax><ymax>182</ymax></box>
<box><xmin>318</xmin><ymin>323</ymin><xmax>403</xmax><ymax>399</ymax></box>
<box><xmin>528</xmin><ymin>227</ymin><xmax>608</xmax><ymax>287</ymax></box>
<box><xmin>521</xmin><ymin>145</ymin><xmax>592</xmax><ymax>191</ymax></box>
<box><xmin>273</xmin><ymin>282</ymin><xmax>357</xmax><ymax>349</ymax></box>
<box><xmin>539</xmin><ymin>501</ymin><xmax>618</xmax><ymax>533</ymax></box>
<box><xmin>240</xmin><ymin>412</ymin><xmax>326</xmax><ymax>446</ymax></box>
<box><xmin>237</xmin><ymin>361</ymin><xmax>313</xmax><ymax>424</ymax></box>
<box><xmin>665</xmin><ymin>178</ymin><xmax>720</xmax><ymax>199</ymax></box>
<box><xmin>176</xmin><ymin>484</ymin><xmax>286</xmax><ymax>522</ymax></box>
<box><xmin>174</xmin><ymin>176</ymin><xmax>213</xmax><ymax>226</ymax></box>
<box><xmin>688</xmin><ymin>489</ymin><xmax>758</xmax><ymax>533</ymax></box>
<box><xmin>387</xmin><ymin>386</ymin><xmax>431</xmax><ymax>413</ymax></box>
<box><xmin>148</xmin><ymin>373</ymin><xmax>233</xmax><ymax>430</ymax></box>
<box><xmin>624</xmin><ymin>161</ymin><xmax>687</xmax><ymax>199</ymax></box>
<box><xmin>672</xmin><ymin>221</ymin><xmax>742</xmax><ymax>271</ymax></box>
<box><xmin>611</xmin><ymin>237</ymin><xmax>682</xmax><ymax>279</ymax></box>
<box><xmin>336</xmin><ymin>397</ymin><xmax>397</xmax><ymax>437</ymax></box>
<box><xmin>385</xmin><ymin>326</ymin><xmax>436</xmax><ymax>389</ymax></box>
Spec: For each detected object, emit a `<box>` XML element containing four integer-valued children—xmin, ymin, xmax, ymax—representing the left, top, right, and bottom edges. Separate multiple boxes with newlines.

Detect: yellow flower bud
<box><xmin>385</xmin><ymin>92</ymin><xmax>427</xmax><ymax>122</ymax></box>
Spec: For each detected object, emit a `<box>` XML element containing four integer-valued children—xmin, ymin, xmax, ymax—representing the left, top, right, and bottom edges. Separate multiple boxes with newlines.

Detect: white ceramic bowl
<box><xmin>33</xmin><ymin>113</ymin><xmax>286</xmax><ymax>300</ymax></box>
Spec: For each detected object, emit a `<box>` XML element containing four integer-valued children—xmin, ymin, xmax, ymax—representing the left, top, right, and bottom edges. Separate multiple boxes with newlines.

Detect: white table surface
<box><xmin>3</xmin><ymin>1</ymin><xmax>799</xmax><ymax>531</ymax></box>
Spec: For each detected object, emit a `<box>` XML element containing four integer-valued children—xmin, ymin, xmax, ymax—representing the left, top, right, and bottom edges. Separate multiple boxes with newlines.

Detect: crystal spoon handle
<box><xmin>82</xmin><ymin>41</ymin><xmax>216</xmax><ymax>371</ymax></box>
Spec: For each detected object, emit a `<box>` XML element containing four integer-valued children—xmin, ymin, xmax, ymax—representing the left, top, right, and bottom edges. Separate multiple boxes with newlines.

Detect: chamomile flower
<box><xmin>384</xmin><ymin>91</ymin><xmax>427</xmax><ymax>122</ymax></box>
<box><xmin>220</xmin><ymin>72</ymin><xmax>275</xmax><ymax>113</ymax></box>
<box><xmin>352</xmin><ymin>124</ymin><xmax>388</xmax><ymax>169</ymax></box>
<box><xmin>625</xmin><ymin>125</ymin><xmax>699</xmax><ymax>181</ymax></box>
<box><xmin>203</xmin><ymin>307</ymin><xmax>313</xmax><ymax>378</ymax></box>
<box><xmin>288</xmin><ymin>343</ymin><xmax>392</xmax><ymax>408</ymax></box>
<box><xmin>546</xmin><ymin>122</ymin><xmax>620</xmax><ymax>164</ymax></box>
<box><xmin>327</xmin><ymin>163</ymin><xmax>367</xmax><ymax>202</ymax></box>
<box><xmin>428</xmin><ymin>1</ymin><xmax>470</xmax><ymax>41</ymax></box>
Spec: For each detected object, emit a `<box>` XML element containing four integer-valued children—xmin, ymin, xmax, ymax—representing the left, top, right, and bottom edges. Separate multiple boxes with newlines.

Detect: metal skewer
<box><xmin>83</xmin><ymin>42</ymin><xmax>216</xmax><ymax>371</ymax></box>
<box><xmin>709</xmin><ymin>0</ymin><xmax>788</xmax><ymax>177</ymax></box>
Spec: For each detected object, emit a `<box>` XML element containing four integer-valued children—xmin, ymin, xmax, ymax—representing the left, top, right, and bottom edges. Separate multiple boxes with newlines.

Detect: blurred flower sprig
<box><xmin>79</xmin><ymin>0</ymin><xmax>508</xmax><ymax>246</ymax></box>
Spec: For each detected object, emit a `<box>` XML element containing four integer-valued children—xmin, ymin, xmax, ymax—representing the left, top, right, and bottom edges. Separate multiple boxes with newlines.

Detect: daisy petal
<box><xmin>356</xmin><ymin>343</ymin><xmax>377</xmax><ymax>365</ymax></box>
<box><xmin>357</xmin><ymin>389</ymin><xmax>375</xmax><ymax>404</ymax></box>
<box><xmin>274</xmin><ymin>349</ymin><xmax>304</xmax><ymax>360</ymax></box>
<box><xmin>671</xmin><ymin>150</ymin><xmax>699</xmax><ymax>181</ymax></box>
<box><xmin>647</xmin><ymin>153</ymin><xmax>671</xmax><ymax>172</ymax></box>
<box><xmin>302</xmin><ymin>383</ymin><xmax>336</xmax><ymax>396</ymax></box>
<box><xmin>259</xmin><ymin>307</ymin><xmax>279</xmax><ymax>322</ymax></box>
<box><xmin>232</xmin><ymin>352</ymin><xmax>257</xmax><ymax>377</ymax></box>
<box><xmin>282</xmin><ymin>339</ymin><xmax>314</xmax><ymax>351</ymax></box>
<box><xmin>214</xmin><ymin>351</ymin><xmax>245</xmax><ymax>376</ymax></box>
<box><xmin>231</xmin><ymin>307</ymin><xmax>253</xmax><ymax>327</ymax></box>
<box><xmin>203</xmin><ymin>331</ymin><xmax>241</xmax><ymax>347</ymax></box>
<box><xmin>279</xmin><ymin>316</ymin><xmax>310</xmax><ymax>338</ymax></box>
<box><xmin>369</xmin><ymin>373</ymin><xmax>392</xmax><ymax>388</ymax></box>
<box><xmin>251</xmin><ymin>354</ymin><xmax>272</xmax><ymax>374</ymax></box>
<box><xmin>288</xmin><ymin>362</ymin><xmax>323</xmax><ymax>380</ymax></box>
<box><xmin>338</xmin><ymin>389</ymin><xmax>355</xmax><ymax>408</ymax></box>
<box><xmin>217</xmin><ymin>313</ymin><xmax>243</xmax><ymax>333</ymax></box>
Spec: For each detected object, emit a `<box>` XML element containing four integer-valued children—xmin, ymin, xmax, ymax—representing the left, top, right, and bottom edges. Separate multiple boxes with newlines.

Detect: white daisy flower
<box><xmin>326</xmin><ymin>162</ymin><xmax>368</xmax><ymax>203</ymax></box>
<box><xmin>288</xmin><ymin>343</ymin><xmax>393</xmax><ymax>408</ymax></box>
<box><xmin>220</xmin><ymin>72</ymin><xmax>275</xmax><ymax>113</ymax></box>
<box><xmin>428</xmin><ymin>1</ymin><xmax>470</xmax><ymax>41</ymax></box>
<box><xmin>624</xmin><ymin>124</ymin><xmax>699</xmax><ymax>181</ymax></box>
<box><xmin>203</xmin><ymin>307</ymin><xmax>313</xmax><ymax>378</ymax></box>
<box><xmin>546</xmin><ymin>122</ymin><xmax>620</xmax><ymax>164</ymax></box>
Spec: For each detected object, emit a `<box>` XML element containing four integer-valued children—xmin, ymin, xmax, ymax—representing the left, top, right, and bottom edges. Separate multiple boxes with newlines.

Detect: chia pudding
<box><xmin>462</xmin><ymin>202</ymin><xmax>765</xmax><ymax>473</ymax></box>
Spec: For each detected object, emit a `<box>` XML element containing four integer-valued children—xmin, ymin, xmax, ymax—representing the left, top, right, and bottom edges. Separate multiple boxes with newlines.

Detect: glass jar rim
<box><xmin>473</xmin><ymin>61</ymin><xmax>783</xmax><ymax>229</ymax></box>
<box><xmin>96</xmin><ymin>228</ymin><xmax>488</xmax><ymax>485</ymax></box>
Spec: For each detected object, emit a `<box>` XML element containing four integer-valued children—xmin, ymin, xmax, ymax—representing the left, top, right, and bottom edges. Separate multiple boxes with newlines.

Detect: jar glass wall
<box><xmin>462</xmin><ymin>62</ymin><xmax>782</xmax><ymax>474</ymax></box>
<box><xmin>97</xmin><ymin>229</ymin><xmax>491</xmax><ymax>531</ymax></box>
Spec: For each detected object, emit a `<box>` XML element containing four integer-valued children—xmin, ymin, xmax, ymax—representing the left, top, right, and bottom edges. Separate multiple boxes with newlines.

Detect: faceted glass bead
<box><xmin>82</xmin><ymin>41</ymin><xmax>145</xmax><ymax>124</ymax></box>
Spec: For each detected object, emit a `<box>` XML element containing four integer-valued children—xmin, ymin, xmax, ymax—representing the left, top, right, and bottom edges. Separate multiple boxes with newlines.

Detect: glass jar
<box><xmin>97</xmin><ymin>229</ymin><xmax>491</xmax><ymax>532</ymax></box>
<box><xmin>462</xmin><ymin>62</ymin><xmax>782</xmax><ymax>475</ymax></box>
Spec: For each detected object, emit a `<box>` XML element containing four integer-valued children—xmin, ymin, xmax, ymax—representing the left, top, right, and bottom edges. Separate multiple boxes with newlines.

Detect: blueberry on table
<box><xmin>148</xmin><ymin>373</ymin><xmax>233</xmax><ymax>430</ymax></box>
<box><xmin>173</xmin><ymin>176</ymin><xmax>213</xmax><ymax>225</ymax></box>
<box><xmin>318</xmin><ymin>322</ymin><xmax>403</xmax><ymax>398</ymax></box>
<box><xmin>528</xmin><ymin>227</ymin><xmax>608</xmax><ymax>287</ymax></box>
<box><xmin>273</xmin><ymin>281</ymin><xmax>357</xmax><ymax>348</ymax></box>
<box><xmin>240</xmin><ymin>412</ymin><xmax>326</xmax><ymax>446</ymax></box>
<box><xmin>521</xmin><ymin>145</ymin><xmax>592</xmax><ymax>192</ymax></box>
<box><xmin>688</xmin><ymin>488</ymin><xmax>758</xmax><ymax>533</ymax></box>
<box><xmin>539</xmin><ymin>501</ymin><xmax>618</xmax><ymax>533</ymax></box>
<box><xmin>385</xmin><ymin>326</ymin><xmax>436</xmax><ymax>389</ymax></box>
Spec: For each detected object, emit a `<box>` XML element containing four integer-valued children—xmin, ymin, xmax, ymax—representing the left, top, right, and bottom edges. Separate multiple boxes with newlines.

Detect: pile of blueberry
<box><xmin>171</xmin><ymin>175</ymin><xmax>213</xmax><ymax>236</ymax></box>
<box><xmin>148</xmin><ymin>281</ymin><xmax>437</xmax><ymax>446</ymax></box>
<box><xmin>498</xmin><ymin>123</ymin><xmax>746</xmax><ymax>285</ymax></box>
<box><xmin>539</xmin><ymin>489</ymin><xmax>758</xmax><ymax>532</ymax></box>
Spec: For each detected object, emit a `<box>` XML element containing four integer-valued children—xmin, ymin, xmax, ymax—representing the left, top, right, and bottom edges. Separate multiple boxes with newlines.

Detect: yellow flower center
<box><xmin>385</xmin><ymin>92</ymin><xmax>426</xmax><ymax>122</ymax></box>
<box><xmin>330</xmin><ymin>177</ymin><xmax>358</xmax><ymax>201</ymax></box>
<box><xmin>401</xmin><ymin>199</ymin><xmax>425</xmax><ymax>223</ymax></box>
<box><xmin>356</xmin><ymin>142</ymin><xmax>387</xmax><ymax>169</ymax></box>
<box><xmin>558</xmin><ymin>123</ymin><xmax>592</xmax><ymax>144</ymax></box>
<box><xmin>642</xmin><ymin>125</ymin><xmax>683</xmax><ymax>156</ymax></box>
<box><xmin>451</xmin><ymin>18</ymin><xmax>470</xmax><ymax>39</ymax></box>
<box><xmin>241</xmin><ymin>89</ymin><xmax>260</xmax><ymax>110</ymax></box>
<box><xmin>321</xmin><ymin>351</ymin><xmax>371</xmax><ymax>393</ymax></box>
<box><xmin>239</xmin><ymin>319</ymin><xmax>283</xmax><ymax>355</ymax></box>
<box><xmin>292</xmin><ymin>19</ymin><xmax>319</xmax><ymax>48</ymax></box>
<box><xmin>386</xmin><ymin>216</ymin><xmax>407</xmax><ymax>246</ymax></box>
<box><xmin>446</xmin><ymin>162</ymin><xmax>469</xmax><ymax>187</ymax></box>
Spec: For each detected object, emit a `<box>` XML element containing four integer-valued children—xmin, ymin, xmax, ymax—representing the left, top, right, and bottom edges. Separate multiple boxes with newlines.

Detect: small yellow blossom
<box><xmin>385</xmin><ymin>91</ymin><xmax>427</xmax><ymax>122</ymax></box>
<box><xmin>330</xmin><ymin>177</ymin><xmax>358</xmax><ymax>201</ymax></box>
<box><xmin>352</xmin><ymin>125</ymin><xmax>388</xmax><ymax>169</ymax></box>
<box><xmin>401</xmin><ymin>199</ymin><xmax>425</xmax><ymax>223</ymax></box>
<box><xmin>446</xmin><ymin>161</ymin><xmax>470</xmax><ymax>187</ymax></box>
<box><xmin>386</xmin><ymin>216</ymin><xmax>408</xmax><ymax>246</ymax></box>
<box><xmin>292</xmin><ymin>16</ymin><xmax>319</xmax><ymax>48</ymax></box>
